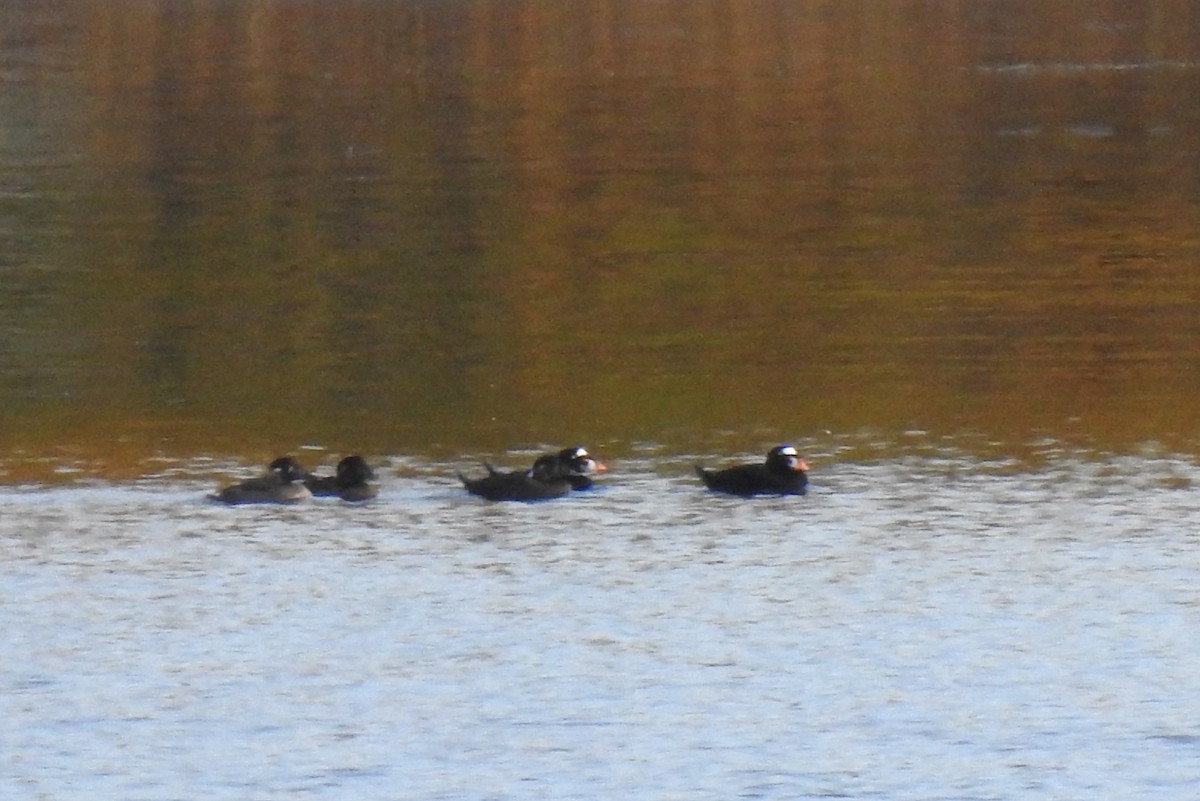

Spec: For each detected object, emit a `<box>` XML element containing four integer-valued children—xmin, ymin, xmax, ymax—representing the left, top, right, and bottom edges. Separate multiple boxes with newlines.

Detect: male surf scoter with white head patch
<box><xmin>695</xmin><ymin>445</ymin><xmax>809</xmax><ymax>496</ymax></box>
<box><xmin>458</xmin><ymin>445</ymin><xmax>607</xmax><ymax>502</ymax></box>
<box><xmin>551</xmin><ymin>446</ymin><xmax>608</xmax><ymax>490</ymax></box>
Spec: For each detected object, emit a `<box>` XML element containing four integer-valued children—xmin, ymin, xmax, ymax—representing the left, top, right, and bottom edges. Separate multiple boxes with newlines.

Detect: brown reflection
<box><xmin>2</xmin><ymin>0</ymin><xmax>1200</xmax><ymax>478</ymax></box>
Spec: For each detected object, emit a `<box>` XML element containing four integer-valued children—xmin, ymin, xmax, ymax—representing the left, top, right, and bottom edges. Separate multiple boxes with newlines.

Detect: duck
<box><xmin>210</xmin><ymin>456</ymin><xmax>312</xmax><ymax>505</ymax></box>
<box><xmin>695</xmin><ymin>445</ymin><xmax>809</xmax><ymax>496</ymax></box>
<box><xmin>458</xmin><ymin>453</ymin><xmax>573</xmax><ymax>502</ymax></box>
<box><xmin>304</xmin><ymin>455</ymin><xmax>378</xmax><ymax>502</ymax></box>
<box><xmin>549</xmin><ymin>446</ymin><xmax>608</xmax><ymax>490</ymax></box>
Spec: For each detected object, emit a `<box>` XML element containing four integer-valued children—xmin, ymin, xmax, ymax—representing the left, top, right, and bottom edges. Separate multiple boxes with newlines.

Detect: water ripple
<box><xmin>2</xmin><ymin>451</ymin><xmax>1199</xmax><ymax>799</ymax></box>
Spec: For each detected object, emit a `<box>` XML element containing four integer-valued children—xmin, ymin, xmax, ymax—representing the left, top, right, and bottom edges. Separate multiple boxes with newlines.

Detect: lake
<box><xmin>3</xmin><ymin>1</ymin><xmax>1200</xmax><ymax>798</ymax></box>
<box><xmin>4</xmin><ymin>447</ymin><xmax>1200</xmax><ymax>799</ymax></box>
<box><xmin>3</xmin><ymin>0</ymin><xmax>1200</xmax><ymax>468</ymax></box>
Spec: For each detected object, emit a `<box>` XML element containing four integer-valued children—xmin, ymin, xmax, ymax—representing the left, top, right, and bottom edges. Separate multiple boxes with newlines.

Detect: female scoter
<box><xmin>695</xmin><ymin>445</ymin><xmax>809</xmax><ymax>496</ymax></box>
<box><xmin>459</xmin><ymin>454</ymin><xmax>572</xmax><ymax>502</ymax></box>
<box><xmin>459</xmin><ymin>445</ymin><xmax>607</xmax><ymax>502</ymax></box>
<box><xmin>304</xmin><ymin>455</ymin><xmax>378</xmax><ymax>502</ymax></box>
<box><xmin>211</xmin><ymin>456</ymin><xmax>312</xmax><ymax>505</ymax></box>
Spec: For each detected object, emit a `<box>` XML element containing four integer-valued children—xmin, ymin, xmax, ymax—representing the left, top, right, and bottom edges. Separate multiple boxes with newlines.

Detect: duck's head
<box><xmin>766</xmin><ymin>445</ymin><xmax>808</xmax><ymax>475</ymax></box>
<box><xmin>558</xmin><ymin>446</ymin><xmax>607</xmax><ymax>477</ymax></box>
<box><xmin>269</xmin><ymin>456</ymin><xmax>309</xmax><ymax>483</ymax></box>
<box><xmin>336</xmin><ymin>455</ymin><xmax>376</xmax><ymax>485</ymax></box>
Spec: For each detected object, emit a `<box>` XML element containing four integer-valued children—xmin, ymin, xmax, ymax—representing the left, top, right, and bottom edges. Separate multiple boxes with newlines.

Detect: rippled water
<box><xmin>4</xmin><ymin>3</ymin><xmax>1200</xmax><ymax>797</ymax></box>
<box><xmin>5</xmin><ymin>448</ymin><xmax>1200</xmax><ymax>800</ymax></box>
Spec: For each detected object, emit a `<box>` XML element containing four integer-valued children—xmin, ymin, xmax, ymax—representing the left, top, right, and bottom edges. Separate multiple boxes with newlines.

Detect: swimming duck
<box><xmin>211</xmin><ymin>456</ymin><xmax>312</xmax><ymax>505</ymax></box>
<box><xmin>549</xmin><ymin>446</ymin><xmax>608</xmax><ymax>490</ymax></box>
<box><xmin>304</xmin><ymin>455</ymin><xmax>378</xmax><ymax>502</ymax></box>
<box><xmin>459</xmin><ymin>446</ymin><xmax>606</xmax><ymax>501</ymax></box>
<box><xmin>458</xmin><ymin>453</ymin><xmax>573</xmax><ymax>502</ymax></box>
<box><xmin>695</xmin><ymin>445</ymin><xmax>809</xmax><ymax>496</ymax></box>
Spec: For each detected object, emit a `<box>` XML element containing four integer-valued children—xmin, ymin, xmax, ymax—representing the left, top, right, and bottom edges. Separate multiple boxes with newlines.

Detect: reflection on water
<box><xmin>2</xmin><ymin>1</ymin><xmax>1200</xmax><ymax>477</ymax></box>
<box><xmin>5</xmin><ymin>9</ymin><xmax>1199</xmax><ymax>795</ymax></box>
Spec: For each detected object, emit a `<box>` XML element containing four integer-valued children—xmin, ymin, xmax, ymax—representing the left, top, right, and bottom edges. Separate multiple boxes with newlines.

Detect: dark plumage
<box><xmin>458</xmin><ymin>445</ymin><xmax>607</xmax><ymax>502</ymax></box>
<box><xmin>695</xmin><ymin>445</ymin><xmax>809</xmax><ymax>497</ymax></box>
<box><xmin>458</xmin><ymin>454</ymin><xmax>573</xmax><ymax>502</ymax></box>
<box><xmin>304</xmin><ymin>455</ymin><xmax>378</xmax><ymax>502</ymax></box>
<box><xmin>210</xmin><ymin>456</ymin><xmax>312</xmax><ymax>505</ymax></box>
<box><xmin>550</xmin><ymin>446</ymin><xmax>608</xmax><ymax>490</ymax></box>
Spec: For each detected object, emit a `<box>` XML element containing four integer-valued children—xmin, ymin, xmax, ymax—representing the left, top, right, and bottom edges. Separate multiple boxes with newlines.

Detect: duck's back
<box><xmin>213</xmin><ymin>476</ymin><xmax>310</xmax><ymax>505</ymax></box>
<box><xmin>696</xmin><ymin>464</ymin><xmax>807</xmax><ymax>496</ymax></box>
<box><xmin>459</xmin><ymin>468</ymin><xmax>571</xmax><ymax>502</ymax></box>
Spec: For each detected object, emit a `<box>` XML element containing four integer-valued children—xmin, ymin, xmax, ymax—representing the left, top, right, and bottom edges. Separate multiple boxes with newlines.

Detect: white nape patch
<box><xmin>779</xmin><ymin>446</ymin><xmax>797</xmax><ymax>456</ymax></box>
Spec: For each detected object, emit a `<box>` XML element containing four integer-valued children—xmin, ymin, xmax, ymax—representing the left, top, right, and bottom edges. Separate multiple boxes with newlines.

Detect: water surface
<box><xmin>3</xmin><ymin>4</ymin><xmax>1200</xmax><ymax>797</ymax></box>
<box><xmin>3</xmin><ymin>1</ymin><xmax>1200</xmax><ymax>472</ymax></box>
<box><xmin>3</xmin><ymin>449</ymin><xmax>1200</xmax><ymax>799</ymax></box>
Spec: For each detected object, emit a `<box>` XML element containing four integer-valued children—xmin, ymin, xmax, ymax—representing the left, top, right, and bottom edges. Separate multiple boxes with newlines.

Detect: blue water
<box><xmin>3</xmin><ymin>450</ymin><xmax>1200</xmax><ymax>800</ymax></box>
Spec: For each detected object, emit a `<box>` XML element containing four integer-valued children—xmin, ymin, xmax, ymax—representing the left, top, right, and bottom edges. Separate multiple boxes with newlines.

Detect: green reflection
<box><xmin>2</xmin><ymin>0</ymin><xmax>1200</xmax><ymax>479</ymax></box>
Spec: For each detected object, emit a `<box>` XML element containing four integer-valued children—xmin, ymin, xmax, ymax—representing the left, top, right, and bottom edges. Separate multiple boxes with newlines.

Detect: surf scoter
<box><xmin>695</xmin><ymin>445</ymin><xmax>809</xmax><ymax>496</ymax></box>
<box><xmin>458</xmin><ymin>445</ymin><xmax>607</xmax><ymax>502</ymax></box>
<box><xmin>458</xmin><ymin>454</ymin><xmax>573</xmax><ymax>502</ymax></box>
<box><xmin>550</xmin><ymin>446</ymin><xmax>608</xmax><ymax>490</ymax></box>
<box><xmin>211</xmin><ymin>456</ymin><xmax>312</xmax><ymax>505</ymax></box>
<box><xmin>304</xmin><ymin>455</ymin><xmax>378</xmax><ymax>502</ymax></box>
